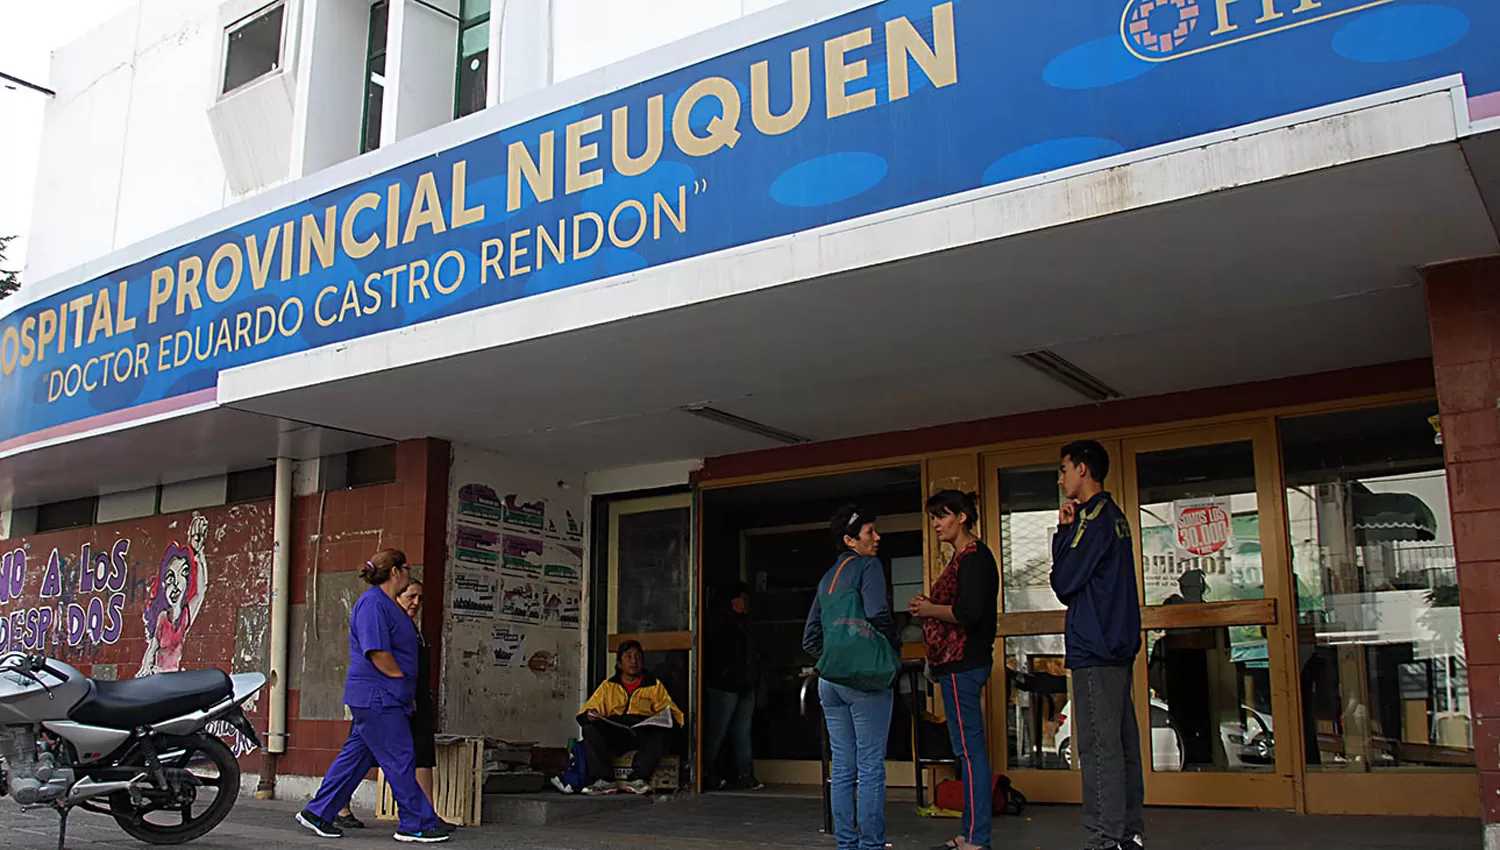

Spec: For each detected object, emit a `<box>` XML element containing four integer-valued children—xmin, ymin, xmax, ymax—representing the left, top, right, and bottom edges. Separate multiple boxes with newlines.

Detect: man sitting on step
<box><xmin>575</xmin><ymin>640</ymin><xmax>684</xmax><ymax>795</ymax></box>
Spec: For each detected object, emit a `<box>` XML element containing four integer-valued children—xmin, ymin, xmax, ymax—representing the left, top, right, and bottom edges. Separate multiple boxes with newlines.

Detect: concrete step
<box><xmin>480</xmin><ymin>791</ymin><xmax>650</xmax><ymax>826</ymax></box>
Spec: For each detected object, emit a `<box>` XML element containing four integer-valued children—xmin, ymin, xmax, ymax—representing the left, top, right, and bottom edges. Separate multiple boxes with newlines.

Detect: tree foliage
<box><xmin>0</xmin><ymin>235</ymin><xmax>19</xmax><ymax>300</ymax></box>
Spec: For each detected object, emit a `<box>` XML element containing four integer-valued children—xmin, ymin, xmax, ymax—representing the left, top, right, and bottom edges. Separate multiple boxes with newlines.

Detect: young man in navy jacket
<box><xmin>1051</xmin><ymin>440</ymin><xmax>1144</xmax><ymax>850</ymax></box>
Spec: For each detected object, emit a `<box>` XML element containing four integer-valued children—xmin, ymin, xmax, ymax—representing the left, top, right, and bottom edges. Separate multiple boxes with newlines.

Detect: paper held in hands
<box><xmin>600</xmin><ymin>706</ymin><xmax>675</xmax><ymax>730</ymax></box>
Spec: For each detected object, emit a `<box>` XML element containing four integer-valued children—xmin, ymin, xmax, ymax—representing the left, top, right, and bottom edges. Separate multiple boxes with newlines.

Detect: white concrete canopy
<box><xmin>214</xmin><ymin>84</ymin><xmax>1498</xmax><ymax>466</ymax></box>
<box><xmin>4</xmin><ymin>81</ymin><xmax>1498</xmax><ymax>511</ymax></box>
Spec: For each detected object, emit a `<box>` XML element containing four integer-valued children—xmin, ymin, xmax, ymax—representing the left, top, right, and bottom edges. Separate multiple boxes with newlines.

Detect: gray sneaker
<box><xmin>581</xmin><ymin>779</ymin><xmax>617</xmax><ymax>795</ymax></box>
<box><xmin>623</xmin><ymin>779</ymin><xmax>653</xmax><ymax>795</ymax></box>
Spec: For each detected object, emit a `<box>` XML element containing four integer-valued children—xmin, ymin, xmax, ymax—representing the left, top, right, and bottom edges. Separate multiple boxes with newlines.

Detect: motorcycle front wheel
<box><xmin>109</xmin><ymin>733</ymin><xmax>241</xmax><ymax>845</ymax></box>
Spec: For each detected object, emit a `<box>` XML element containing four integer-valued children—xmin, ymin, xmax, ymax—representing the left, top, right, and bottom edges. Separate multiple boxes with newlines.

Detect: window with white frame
<box><xmin>222</xmin><ymin>2</ymin><xmax>287</xmax><ymax>95</ymax></box>
<box><xmin>455</xmin><ymin>0</ymin><xmax>489</xmax><ymax>118</ymax></box>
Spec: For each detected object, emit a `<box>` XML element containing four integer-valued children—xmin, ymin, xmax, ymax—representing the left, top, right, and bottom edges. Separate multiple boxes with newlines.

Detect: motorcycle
<box><xmin>0</xmin><ymin>652</ymin><xmax>266</xmax><ymax>849</ymax></box>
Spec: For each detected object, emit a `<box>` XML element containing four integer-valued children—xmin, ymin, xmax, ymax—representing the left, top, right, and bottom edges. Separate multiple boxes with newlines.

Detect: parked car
<box><xmin>1221</xmin><ymin>704</ymin><xmax>1275</xmax><ymax>767</ymax></box>
<box><xmin>1055</xmin><ymin>697</ymin><xmax>1185</xmax><ymax>772</ymax></box>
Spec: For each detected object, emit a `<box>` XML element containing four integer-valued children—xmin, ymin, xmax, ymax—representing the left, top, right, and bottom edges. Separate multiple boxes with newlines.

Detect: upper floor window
<box><xmin>223</xmin><ymin>2</ymin><xmax>287</xmax><ymax>95</ymax></box>
<box><xmin>361</xmin><ymin>0</ymin><xmax>391</xmax><ymax>154</ymax></box>
<box><xmin>455</xmin><ymin>0</ymin><xmax>489</xmax><ymax>118</ymax></box>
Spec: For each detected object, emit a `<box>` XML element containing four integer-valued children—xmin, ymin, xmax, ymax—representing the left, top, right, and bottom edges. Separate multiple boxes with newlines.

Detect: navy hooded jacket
<box><xmin>1051</xmin><ymin>491</ymin><xmax>1142</xmax><ymax>669</ymax></box>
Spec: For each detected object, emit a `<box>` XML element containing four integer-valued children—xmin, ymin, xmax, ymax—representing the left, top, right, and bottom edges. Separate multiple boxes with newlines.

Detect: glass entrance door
<box><xmin>1122</xmin><ymin>423</ymin><xmax>1294</xmax><ymax>809</ymax></box>
<box><xmin>603</xmin><ymin>493</ymin><xmax>695</xmax><ymax>778</ymax></box>
<box><xmin>983</xmin><ymin>442</ymin><xmax>1124</xmax><ymax>804</ymax></box>
<box><xmin>984</xmin><ymin>424</ymin><xmax>1295</xmax><ymax>809</ymax></box>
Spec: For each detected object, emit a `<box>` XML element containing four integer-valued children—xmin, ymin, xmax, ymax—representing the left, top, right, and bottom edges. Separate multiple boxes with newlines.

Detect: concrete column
<box><xmin>1423</xmin><ymin>256</ymin><xmax>1500</xmax><ymax>846</ymax></box>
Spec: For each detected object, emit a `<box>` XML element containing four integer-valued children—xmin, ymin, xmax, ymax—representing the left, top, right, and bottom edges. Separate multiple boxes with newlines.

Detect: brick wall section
<box><xmin>276</xmin><ymin>438</ymin><xmax>450</xmax><ymax>780</ymax></box>
<box><xmin>1425</xmin><ymin>257</ymin><xmax>1500</xmax><ymax>822</ymax></box>
<box><xmin>0</xmin><ymin>503</ymin><xmax>274</xmax><ymax>767</ymax></box>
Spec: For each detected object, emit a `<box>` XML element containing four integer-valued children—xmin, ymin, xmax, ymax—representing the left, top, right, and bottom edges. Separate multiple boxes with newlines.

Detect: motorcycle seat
<box><xmin>69</xmin><ymin>669</ymin><xmax>233</xmax><ymax>729</ymax></box>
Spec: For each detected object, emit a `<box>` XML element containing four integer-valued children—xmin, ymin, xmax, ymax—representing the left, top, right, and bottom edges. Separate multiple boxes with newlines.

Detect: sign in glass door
<box><xmin>1122</xmin><ymin>423</ymin><xmax>1292</xmax><ymax>809</ymax></box>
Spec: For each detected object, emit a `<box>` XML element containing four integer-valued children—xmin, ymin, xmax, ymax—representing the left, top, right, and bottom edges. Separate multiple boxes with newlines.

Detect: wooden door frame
<box><xmin>603</xmin><ymin>491</ymin><xmax>697</xmax><ymax>786</ymax></box>
<box><xmin>1118</xmin><ymin>420</ymin><xmax>1298</xmax><ymax>810</ymax></box>
<box><xmin>689</xmin><ymin>392</ymin><xmax>1477</xmax><ymax>815</ymax></box>
<box><xmin>980</xmin><ymin>441</ymin><xmax>1124</xmax><ymax>800</ymax></box>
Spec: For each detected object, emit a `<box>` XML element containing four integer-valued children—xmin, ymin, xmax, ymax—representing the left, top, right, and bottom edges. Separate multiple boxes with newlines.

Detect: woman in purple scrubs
<box><xmin>295</xmin><ymin>549</ymin><xmax>449</xmax><ymax>844</ymax></box>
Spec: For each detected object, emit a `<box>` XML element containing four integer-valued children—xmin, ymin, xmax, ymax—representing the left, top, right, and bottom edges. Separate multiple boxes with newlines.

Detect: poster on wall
<box><xmin>457</xmin><ymin>484</ymin><xmax>503</xmax><ymax>529</ymax></box>
<box><xmin>455</xmin><ymin>526</ymin><xmax>500</xmax><ymax>570</ymax></box>
<box><xmin>545</xmin><ymin>502</ymin><xmax>584</xmax><ymax>542</ymax></box>
<box><xmin>1172</xmin><ymin>498</ymin><xmax>1234</xmax><ymax>558</ymax></box>
<box><xmin>490</xmin><ymin>625</ymin><xmax>526</xmax><ymax>667</ymax></box>
<box><xmin>500</xmin><ymin>580</ymin><xmax>541</xmax><ymax>623</ymax></box>
<box><xmin>561</xmin><ymin>587</ymin><xmax>581</xmax><ymax>630</ymax></box>
<box><xmin>501</xmin><ymin>535</ymin><xmax>545</xmax><ymax>578</ymax></box>
<box><xmin>502</xmin><ymin>493</ymin><xmax>547</xmax><ymax>534</ymax></box>
<box><xmin>539</xmin><ymin>584</ymin><xmax>565</xmax><ymax>626</ymax></box>
<box><xmin>542</xmin><ymin>542</ymin><xmax>583</xmax><ymax>584</ymax></box>
<box><xmin>452</xmin><ymin>571</ymin><xmax>498</xmax><ymax>618</ymax></box>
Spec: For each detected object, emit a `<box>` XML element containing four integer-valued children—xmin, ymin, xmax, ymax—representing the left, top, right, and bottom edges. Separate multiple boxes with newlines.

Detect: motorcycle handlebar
<box><xmin>0</xmin><ymin>653</ymin><xmax>67</xmax><ymax>681</ymax></box>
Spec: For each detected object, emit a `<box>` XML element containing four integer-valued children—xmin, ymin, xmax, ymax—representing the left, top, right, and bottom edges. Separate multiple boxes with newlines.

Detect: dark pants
<box><xmin>705</xmin><ymin>688</ymin><xmax>756</xmax><ymax>782</ymax></box>
<box><xmin>581</xmin><ymin>722</ymin><xmax>666</xmax><ymax>782</ymax></box>
<box><xmin>940</xmin><ymin>666</ymin><xmax>993</xmax><ymax>849</ymax></box>
<box><xmin>1073</xmin><ymin>665</ymin><xmax>1145</xmax><ymax>849</ymax></box>
<box><xmin>308</xmin><ymin>706</ymin><xmax>438</xmax><ymax>835</ymax></box>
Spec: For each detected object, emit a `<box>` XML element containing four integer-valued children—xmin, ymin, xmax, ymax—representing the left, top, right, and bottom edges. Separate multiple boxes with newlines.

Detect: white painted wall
<box><xmin>25</xmin><ymin>0</ymin><xmax>798</xmax><ymax>287</ymax></box>
<box><xmin>585</xmin><ymin>460</ymin><xmax>700</xmax><ymax>497</ymax></box>
<box><xmin>96</xmin><ymin>487</ymin><xmax>159</xmax><ymax>523</ymax></box>
<box><xmin>385</xmin><ymin>0</ymin><xmax>459</xmax><ymax>145</ymax></box>
<box><xmin>494</xmin><ymin>0</ymin><xmax>552</xmax><ymax>104</ymax></box>
<box><xmin>551</xmin><ymin>0</ymin><xmax>794</xmax><ymax>83</ymax></box>
<box><xmin>290</xmin><ymin>0</ymin><xmax>372</xmax><ymax>177</ymax></box>
<box><xmin>158</xmin><ymin>474</ymin><xmax>228</xmax><ymax>514</ymax></box>
<box><xmin>441</xmin><ymin>443</ymin><xmax>585</xmax><ymax>746</ymax></box>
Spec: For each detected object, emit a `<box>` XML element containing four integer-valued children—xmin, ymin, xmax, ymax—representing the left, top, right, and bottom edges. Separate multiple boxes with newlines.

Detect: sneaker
<box><xmin>295</xmin><ymin>809</ymin><xmax>345</xmax><ymax>839</ymax></box>
<box><xmin>1126</xmin><ymin>836</ymin><xmax>1144</xmax><ymax>849</ymax></box>
<box><xmin>549</xmin><ymin>775</ymin><xmax>575</xmax><ymax>794</ymax></box>
<box><xmin>393</xmin><ymin>827</ymin><xmax>450</xmax><ymax>843</ymax></box>
<box><xmin>436</xmin><ymin>820</ymin><xmax>460</xmax><ymax>834</ymax></box>
<box><xmin>731</xmin><ymin>776</ymin><xmax>765</xmax><ymax>791</ymax></box>
<box><xmin>623</xmin><ymin>779</ymin><xmax>653</xmax><ymax>795</ymax></box>
<box><xmin>334</xmin><ymin>813</ymin><xmax>366</xmax><ymax>829</ymax></box>
<box><xmin>581</xmin><ymin>779</ymin><xmax>617</xmax><ymax>795</ymax></box>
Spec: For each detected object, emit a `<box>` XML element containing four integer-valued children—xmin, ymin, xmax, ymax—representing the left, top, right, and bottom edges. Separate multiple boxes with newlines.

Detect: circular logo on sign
<box><xmin>1125</xmin><ymin>0</ymin><xmax>1201</xmax><ymax>56</ymax></box>
<box><xmin>1176</xmin><ymin>504</ymin><xmax>1230</xmax><ymax>556</ymax></box>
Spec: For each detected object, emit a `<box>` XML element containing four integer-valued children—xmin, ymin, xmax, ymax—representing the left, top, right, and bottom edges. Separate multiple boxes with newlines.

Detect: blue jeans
<box><xmin>705</xmin><ymin>688</ymin><xmax>756</xmax><ymax>782</ymax></box>
<box><xmin>940</xmin><ymin>666</ymin><xmax>993</xmax><ymax>849</ymax></box>
<box><xmin>820</xmin><ymin>679</ymin><xmax>893</xmax><ymax>850</ymax></box>
<box><xmin>308</xmin><ymin>706</ymin><xmax>438</xmax><ymax>834</ymax></box>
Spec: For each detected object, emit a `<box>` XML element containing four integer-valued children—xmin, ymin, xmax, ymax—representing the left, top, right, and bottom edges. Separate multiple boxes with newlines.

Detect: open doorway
<box><xmin>700</xmin><ymin>466</ymin><xmax>924</xmax><ymax>787</ymax></box>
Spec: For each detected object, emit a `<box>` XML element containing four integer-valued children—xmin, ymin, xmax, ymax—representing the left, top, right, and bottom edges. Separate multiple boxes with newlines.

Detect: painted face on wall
<box><xmin>163</xmin><ymin>555</ymin><xmax>188</xmax><ymax>616</ymax></box>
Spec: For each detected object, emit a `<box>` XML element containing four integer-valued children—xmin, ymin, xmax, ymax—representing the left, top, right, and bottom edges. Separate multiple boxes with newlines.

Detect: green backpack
<box><xmin>814</xmin><ymin>556</ymin><xmax>901</xmax><ymax>692</ymax></box>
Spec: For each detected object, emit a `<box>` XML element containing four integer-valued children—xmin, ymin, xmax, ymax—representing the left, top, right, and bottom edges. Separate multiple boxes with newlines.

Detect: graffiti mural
<box><xmin>127</xmin><ymin>513</ymin><xmax>258</xmax><ymax>757</ymax></box>
<box><xmin>0</xmin><ymin>504</ymin><xmax>272</xmax><ymax>763</ymax></box>
<box><xmin>137</xmin><ymin>514</ymin><xmax>209</xmax><ymax>678</ymax></box>
<box><xmin>0</xmin><ymin>541</ymin><xmax>129</xmax><ymax>654</ymax></box>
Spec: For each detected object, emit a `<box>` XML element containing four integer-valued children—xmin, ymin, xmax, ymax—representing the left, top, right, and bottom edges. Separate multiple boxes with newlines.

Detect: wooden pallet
<box><xmin>376</xmin><ymin>737</ymin><xmax>485</xmax><ymax>827</ymax></box>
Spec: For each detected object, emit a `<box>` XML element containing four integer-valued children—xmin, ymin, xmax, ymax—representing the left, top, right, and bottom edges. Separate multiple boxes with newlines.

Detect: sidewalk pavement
<box><xmin>2</xmin><ymin>789</ymin><xmax>1478</xmax><ymax>850</ymax></box>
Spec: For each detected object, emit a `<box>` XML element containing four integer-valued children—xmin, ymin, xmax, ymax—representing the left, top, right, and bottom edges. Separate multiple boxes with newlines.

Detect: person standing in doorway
<box><xmin>705</xmin><ymin>580</ymin><xmax>765</xmax><ymax>791</ymax></box>
<box><xmin>910</xmin><ymin>490</ymin><xmax>999</xmax><ymax>850</ymax></box>
<box><xmin>296</xmin><ymin>549</ymin><xmax>449</xmax><ymax>843</ymax></box>
<box><xmin>1052</xmin><ymin>441</ymin><xmax>1144</xmax><ymax>850</ymax></box>
<box><xmin>803</xmin><ymin>505</ymin><xmax>900</xmax><ymax>850</ymax></box>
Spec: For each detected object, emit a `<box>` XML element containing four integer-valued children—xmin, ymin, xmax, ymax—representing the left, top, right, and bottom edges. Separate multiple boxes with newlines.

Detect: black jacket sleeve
<box><xmin>951</xmin><ymin>546</ymin><xmax>999</xmax><ymax>629</ymax></box>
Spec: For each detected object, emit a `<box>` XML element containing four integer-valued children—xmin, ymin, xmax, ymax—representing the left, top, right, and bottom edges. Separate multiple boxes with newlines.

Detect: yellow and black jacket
<box><xmin>577</xmin><ymin>672</ymin><xmax>684</xmax><ymax>727</ymax></box>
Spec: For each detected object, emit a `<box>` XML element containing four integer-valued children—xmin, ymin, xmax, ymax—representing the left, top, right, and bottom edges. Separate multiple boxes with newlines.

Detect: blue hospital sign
<box><xmin>0</xmin><ymin>0</ymin><xmax>1496</xmax><ymax>445</ymax></box>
